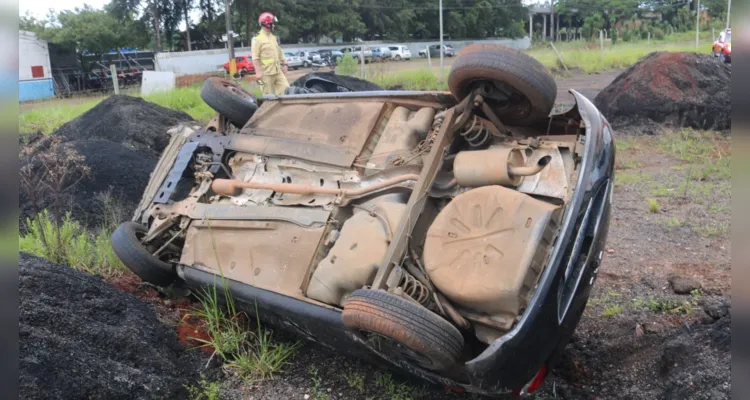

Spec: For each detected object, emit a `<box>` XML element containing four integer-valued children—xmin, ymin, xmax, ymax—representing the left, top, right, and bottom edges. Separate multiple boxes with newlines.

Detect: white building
<box><xmin>19</xmin><ymin>30</ymin><xmax>54</xmax><ymax>102</ymax></box>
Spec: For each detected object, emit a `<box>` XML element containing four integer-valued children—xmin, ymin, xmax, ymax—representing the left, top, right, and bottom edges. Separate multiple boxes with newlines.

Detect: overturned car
<box><xmin>112</xmin><ymin>44</ymin><xmax>614</xmax><ymax>396</ymax></box>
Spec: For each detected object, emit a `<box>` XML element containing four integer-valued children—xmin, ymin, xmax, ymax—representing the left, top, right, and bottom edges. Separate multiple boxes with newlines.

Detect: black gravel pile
<box><xmin>19</xmin><ymin>253</ymin><xmax>201</xmax><ymax>399</ymax></box>
<box><xmin>290</xmin><ymin>72</ymin><xmax>383</xmax><ymax>92</ymax></box>
<box><xmin>54</xmin><ymin>95</ymin><xmax>194</xmax><ymax>153</ymax></box>
<box><xmin>594</xmin><ymin>52</ymin><xmax>731</xmax><ymax>131</ymax></box>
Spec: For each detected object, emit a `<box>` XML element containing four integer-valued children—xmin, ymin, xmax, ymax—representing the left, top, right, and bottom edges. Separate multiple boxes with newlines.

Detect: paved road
<box><xmin>554</xmin><ymin>69</ymin><xmax>622</xmax><ymax>105</ymax></box>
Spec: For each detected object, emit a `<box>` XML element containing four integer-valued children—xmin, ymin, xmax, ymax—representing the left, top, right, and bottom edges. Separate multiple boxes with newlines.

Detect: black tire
<box><xmin>342</xmin><ymin>289</ymin><xmax>464</xmax><ymax>371</ymax></box>
<box><xmin>111</xmin><ymin>222</ymin><xmax>176</xmax><ymax>286</ymax></box>
<box><xmin>303</xmin><ymin>60</ymin><xmax>310</xmax><ymax>68</ymax></box>
<box><xmin>200</xmin><ymin>77</ymin><xmax>258</xmax><ymax>127</ymax></box>
<box><xmin>448</xmin><ymin>43</ymin><xmax>557</xmax><ymax>126</ymax></box>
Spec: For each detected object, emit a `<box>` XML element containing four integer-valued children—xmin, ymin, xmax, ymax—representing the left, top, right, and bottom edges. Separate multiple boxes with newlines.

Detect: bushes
<box><xmin>20</xmin><ymin>210</ymin><xmax>126</xmax><ymax>278</ymax></box>
<box><xmin>652</xmin><ymin>28</ymin><xmax>665</xmax><ymax>40</ymax></box>
<box><xmin>337</xmin><ymin>52</ymin><xmax>358</xmax><ymax>76</ymax></box>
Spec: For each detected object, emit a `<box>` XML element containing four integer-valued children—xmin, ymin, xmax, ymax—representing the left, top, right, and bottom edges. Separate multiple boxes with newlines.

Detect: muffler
<box><xmin>453</xmin><ymin>147</ymin><xmax>551</xmax><ymax>187</ymax></box>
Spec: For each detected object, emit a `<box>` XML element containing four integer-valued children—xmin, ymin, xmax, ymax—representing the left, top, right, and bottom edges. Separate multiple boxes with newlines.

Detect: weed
<box><xmin>615</xmin><ymin>158</ymin><xmax>645</xmax><ymax>170</ymax></box>
<box><xmin>371</xmin><ymin>69</ymin><xmax>448</xmax><ymax>91</ymax></box>
<box><xmin>633</xmin><ymin>297</ymin><xmax>695</xmax><ymax>314</ymax></box>
<box><xmin>19</xmin><ymin>210</ymin><xmax>126</xmax><ymax>278</ymax></box>
<box><xmin>694</xmin><ymin>223</ymin><xmax>729</xmax><ymax>237</ymax></box>
<box><xmin>615</xmin><ymin>171</ymin><xmax>651</xmax><ymax>187</ymax></box>
<box><xmin>663</xmin><ymin>216</ymin><xmax>683</xmax><ymax>229</ymax></box>
<box><xmin>309</xmin><ymin>365</ymin><xmax>332</xmax><ymax>400</ymax></box>
<box><xmin>143</xmin><ymin>87</ymin><xmax>215</xmax><ymax>121</ymax></box>
<box><xmin>185</xmin><ymin>376</ymin><xmax>222</xmax><ymax>400</ymax></box>
<box><xmin>657</xmin><ymin>129</ymin><xmax>729</xmax><ymax>164</ymax></box>
<box><xmin>647</xmin><ymin>198</ymin><xmax>661</xmax><ymax>213</ymax></box>
<box><xmin>374</xmin><ymin>371</ymin><xmax>427</xmax><ymax>400</ymax></box>
<box><xmin>20</xmin><ymin>98</ymin><xmax>102</xmax><ymax>134</ymax></box>
<box><xmin>337</xmin><ymin>52</ymin><xmax>358</xmax><ymax>76</ymax></box>
<box><xmin>344</xmin><ymin>371</ymin><xmax>366</xmax><ymax>393</ymax></box>
<box><xmin>649</xmin><ymin>183</ymin><xmax>673</xmax><ymax>198</ymax></box>
<box><xmin>603</xmin><ymin>305</ymin><xmax>623</xmax><ymax>317</ymax></box>
<box><xmin>225</xmin><ymin>329</ymin><xmax>300</xmax><ymax>381</ymax></box>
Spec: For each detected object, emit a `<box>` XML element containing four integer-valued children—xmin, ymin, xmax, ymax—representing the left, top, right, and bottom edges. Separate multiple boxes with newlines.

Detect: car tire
<box><xmin>111</xmin><ymin>222</ymin><xmax>176</xmax><ymax>286</ymax></box>
<box><xmin>342</xmin><ymin>289</ymin><xmax>464</xmax><ymax>371</ymax></box>
<box><xmin>395</xmin><ymin>55</ymin><xmax>402</xmax><ymax>61</ymax></box>
<box><xmin>448</xmin><ymin>43</ymin><xmax>557</xmax><ymax>126</ymax></box>
<box><xmin>303</xmin><ymin>60</ymin><xmax>310</xmax><ymax>68</ymax></box>
<box><xmin>200</xmin><ymin>77</ymin><xmax>258</xmax><ymax>127</ymax></box>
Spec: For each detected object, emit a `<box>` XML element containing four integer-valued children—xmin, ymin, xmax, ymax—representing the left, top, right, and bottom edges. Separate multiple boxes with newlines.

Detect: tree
<box><xmin>38</xmin><ymin>6</ymin><xmax>146</xmax><ymax>71</ymax></box>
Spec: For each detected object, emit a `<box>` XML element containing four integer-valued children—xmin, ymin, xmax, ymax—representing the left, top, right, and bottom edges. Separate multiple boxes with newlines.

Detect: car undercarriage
<box><xmin>113</xmin><ymin>44</ymin><xmax>614</xmax><ymax>396</ymax></box>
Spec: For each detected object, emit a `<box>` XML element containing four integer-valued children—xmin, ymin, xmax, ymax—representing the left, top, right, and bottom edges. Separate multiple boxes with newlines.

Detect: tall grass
<box><xmin>143</xmin><ymin>86</ymin><xmax>216</xmax><ymax>121</ymax></box>
<box><xmin>371</xmin><ymin>69</ymin><xmax>448</xmax><ymax>91</ymax></box>
<box><xmin>19</xmin><ymin>210</ymin><xmax>126</xmax><ymax>278</ymax></box>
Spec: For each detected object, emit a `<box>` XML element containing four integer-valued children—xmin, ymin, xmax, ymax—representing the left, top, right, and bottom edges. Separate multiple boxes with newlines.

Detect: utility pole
<box><xmin>695</xmin><ymin>0</ymin><xmax>700</xmax><ymax>49</ymax></box>
<box><xmin>726</xmin><ymin>0</ymin><xmax>731</xmax><ymax>29</ymax></box>
<box><xmin>439</xmin><ymin>0</ymin><xmax>444</xmax><ymax>80</ymax></box>
<box><xmin>224</xmin><ymin>0</ymin><xmax>236</xmax><ymax>75</ymax></box>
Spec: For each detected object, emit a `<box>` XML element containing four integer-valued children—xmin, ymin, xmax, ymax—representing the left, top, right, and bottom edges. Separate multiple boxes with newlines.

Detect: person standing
<box><xmin>251</xmin><ymin>12</ymin><xmax>289</xmax><ymax>95</ymax></box>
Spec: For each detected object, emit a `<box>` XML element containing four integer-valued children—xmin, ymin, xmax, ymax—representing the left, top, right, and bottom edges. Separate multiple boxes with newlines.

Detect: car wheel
<box><xmin>342</xmin><ymin>289</ymin><xmax>464</xmax><ymax>371</ymax></box>
<box><xmin>200</xmin><ymin>77</ymin><xmax>258</xmax><ymax>127</ymax></box>
<box><xmin>395</xmin><ymin>55</ymin><xmax>402</xmax><ymax>61</ymax></box>
<box><xmin>448</xmin><ymin>43</ymin><xmax>557</xmax><ymax>126</ymax></box>
<box><xmin>111</xmin><ymin>222</ymin><xmax>177</xmax><ymax>286</ymax></box>
<box><xmin>303</xmin><ymin>60</ymin><xmax>310</xmax><ymax>68</ymax></box>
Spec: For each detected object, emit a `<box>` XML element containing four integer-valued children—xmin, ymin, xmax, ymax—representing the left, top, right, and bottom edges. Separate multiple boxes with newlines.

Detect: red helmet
<box><xmin>258</xmin><ymin>12</ymin><xmax>277</xmax><ymax>29</ymax></box>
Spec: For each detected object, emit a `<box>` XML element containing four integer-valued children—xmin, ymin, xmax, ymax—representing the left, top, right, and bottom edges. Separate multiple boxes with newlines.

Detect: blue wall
<box><xmin>19</xmin><ymin>79</ymin><xmax>54</xmax><ymax>102</ymax></box>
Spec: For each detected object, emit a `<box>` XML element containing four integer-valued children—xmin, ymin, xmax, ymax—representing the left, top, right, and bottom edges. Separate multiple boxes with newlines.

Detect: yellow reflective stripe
<box><xmin>261</xmin><ymin>59</ymin><xmax>275</xmax><ymax>65</ymax></box>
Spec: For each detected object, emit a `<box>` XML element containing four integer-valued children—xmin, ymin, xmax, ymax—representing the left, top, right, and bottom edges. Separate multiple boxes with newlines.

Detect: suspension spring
<box><xmin>398</xmin><ymin>272</ymin><xmax>431</xmax><ymax>305</ymax></box>
<box><xmin>460</xmin><ymin>115</ymin><xmax>491</xmax><ymax>147</ymax></box>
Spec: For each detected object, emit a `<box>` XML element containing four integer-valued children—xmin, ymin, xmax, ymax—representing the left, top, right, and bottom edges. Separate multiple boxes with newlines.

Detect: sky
<box><xmin>21</xmin><ymin>0</ymin><xmax>110</xmax><ymax>18</ymax></box>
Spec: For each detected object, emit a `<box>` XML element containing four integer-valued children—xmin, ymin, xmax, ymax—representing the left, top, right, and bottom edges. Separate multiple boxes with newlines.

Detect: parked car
<box><xmin>297</xmin><ymin>50</ymin><xmax>322</xmax><ymax>67</ymax></box>
<box><xmin>113</xmin><ymin>44</ymin><xmax>614</xmax><ymax>398</ymax></box>
<box><xmin>712</xmin><ymin>28</ymin><xmax>731</xmax><ymax>63</ymax></box>
<box><xmin>370</xmin><ymin>46</ymin><xmax>393</xmax><ymax>62</ymax></box>
<box><xmin>419</xmin><ymin>44</ymin><xmax>456</xmax><ymax>58</ymax></box>
<box><xmin>284</xmin><ymin>52</ymin><xmax>303</xmax><ymax>70</ymax></box>
<box><xmin>317</xmin><ymin>49</ymin><xmax>344</xmax><ymax>62</ymax></box>
<box><xmin>388</xmin><ymin>45</ymin><xmax>412</xmax><ymax>61</ymax></box>
<box><xmin>342</xmin><ymin>46</ymin><xmax>372</xmax><ymax>63</ymax></box>
<box><xmin>223</xmin><ymin>55</ymin><xmax>255</xmax><ymax>76</ymax></box>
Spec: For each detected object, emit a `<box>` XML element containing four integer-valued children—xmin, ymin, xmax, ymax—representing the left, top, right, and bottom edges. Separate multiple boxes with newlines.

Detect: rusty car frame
<box><xmin>112</xmin><ymin>44</ymin><xmax>615</xmax><ymax>397</ymax></box>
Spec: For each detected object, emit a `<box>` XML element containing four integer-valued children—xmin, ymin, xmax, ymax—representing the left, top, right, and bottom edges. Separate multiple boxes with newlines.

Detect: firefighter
<box><xmin>251</xmin><ymin>12</ymin><xmax>289</xmax><ymax>95</ymax></box>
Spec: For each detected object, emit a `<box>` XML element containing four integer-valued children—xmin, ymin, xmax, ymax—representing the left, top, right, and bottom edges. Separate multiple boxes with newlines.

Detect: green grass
<box><xmin>370</xmin><ymin>69</ymin><xmax>448</xmax><ymax>91</ymax></box>
<box><xmin>374</xmin><ymin>371</ymin><xmax>428</xmax><ymax>400</ymax></box>
<box><xmin>663</xmin><ymin>216</ymin><xmax>684</xmax><ymax>229</ymax></box>
<box><xmin>185</xmin><ymin>376</ymin><xmax>222</xmax><ymax>400</ymax></box>
<box><xmin>19</xmin><ymin>210</ymin><xmax>127</xmax><ymax>279</ymax></box>
<box><xmin>603</xmin><ymin>305</ymin><xmax>623</xmax><ymax>317</ymax></box>
<box><xmin>647</xmin><ymin>198</ymin><xmax>661</xmax><ymax>213</ymax></box>
<box><xmin>143</xmin><ymin>86</ymin><xmax>216</xmax><ymax>121</ymax></box>
<box><xmin>528</xmin><ymin>40</ymin><xmax>706</xmax><ymax>73</ymax></box>
<box><xmin>632</xmin><ymin>297</ymin><xmax>696</xmax><ymax>315</ymax></box>
<box><xmin>344</xmin><ymin>371</ymin><xmax>366</xmax><ymax>393</ymax></box>
<box><xmin>615</xmin><ymin>171</ymin><xmax>651</xmax><ymax>187</ymax></box>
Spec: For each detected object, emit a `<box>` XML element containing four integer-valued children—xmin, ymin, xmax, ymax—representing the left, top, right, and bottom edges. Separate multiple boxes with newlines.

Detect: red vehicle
<box><xmin>712</xmin><ymin>28</ymin><xmax>731</xmax><ymax>63</ymax></box>
<box><xmin>224</xmin><ymin>55</ymin><xmax>256</xmax><ymax>77</ymax></box>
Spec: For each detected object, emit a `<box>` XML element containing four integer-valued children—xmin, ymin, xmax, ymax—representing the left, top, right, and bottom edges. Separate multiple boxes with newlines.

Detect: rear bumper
<box><xmin>177</xmin><ymin>89</ymin><xmax>615</xmax><ymax>396</ymax></box>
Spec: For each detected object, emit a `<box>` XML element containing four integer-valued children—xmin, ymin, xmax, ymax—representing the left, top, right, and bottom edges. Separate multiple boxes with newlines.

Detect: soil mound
<box><xmin>19</xmin><ymin>253</ymin><xmax>201</xmax><ymax>399</ymax></box>
<box><xmin>20</xmin><ymin>137</ymin><xmax>157</xmax><ymax>228</ymax></box>
<box><xmin>291</xmin><ymin>72</ymin><xmax>383</xmax><ymax>92</ymax></box>
<box><xmin>54</xmin><ymin>95</ymin><xmax>194</xmax><ymax>153</ymax></box>
<box><xmin>594</xmin><ymin>52</ymin><xmax>731</xmax><ymax>131</ymax></box>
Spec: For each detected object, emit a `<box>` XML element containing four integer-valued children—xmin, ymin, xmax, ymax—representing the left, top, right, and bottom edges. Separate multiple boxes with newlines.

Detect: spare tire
<box><xmin>448</xmin><ymin>43</ymin><xmax>557</xmax><ymax>126</ymax></box>
<box><xmin>111</xmin><ymin>222</ymin><xmax>176</xmax><ymax>286</ymax></box>
<box><xmin>200</xmin><ymin>78</ymin><xmax>258</xmax><ymax>127</ymax></box>
<box><xmin>342</xmin><ymin>289</ymin><xmax>464</xmax><ymax>371</ymax></box>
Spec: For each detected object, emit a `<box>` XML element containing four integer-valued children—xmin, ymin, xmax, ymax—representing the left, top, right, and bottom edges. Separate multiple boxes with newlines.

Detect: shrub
<box><xmin>337</xmin><ymin>52</ymin><xmax>358</xmax><ymax>77</ymax></box>
<box><xmin>652</xmin><ymin>28</ymin><xmax>665</xmax><ymax>40</ymax></box>
<box><xmin>20</xmin><ymin>210</ymin><xmax>126</xmax><ymax>278</ymax></box>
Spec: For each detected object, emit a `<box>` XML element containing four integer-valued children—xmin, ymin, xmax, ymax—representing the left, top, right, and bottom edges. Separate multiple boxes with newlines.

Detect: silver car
<box><xmin>284</xmin><ymin>52</ymin><xmax>302</xmax><ymax>70</ymax></box>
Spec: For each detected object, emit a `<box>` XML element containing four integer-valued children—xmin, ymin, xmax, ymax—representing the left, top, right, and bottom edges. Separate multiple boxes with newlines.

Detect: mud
<box><xmin>54</xmin><ymin>95</ymin><xmax>194</xmax><ymax>154</ymax></box>
<box><xmin>19</xmin><ymin>253</ymin><xmax>202</xmax><ymax>400</ymax></box>
<box><xmin>594</xmin><ymin>52</ymin><xmax>731</xmax><ymax>131</ymax></box>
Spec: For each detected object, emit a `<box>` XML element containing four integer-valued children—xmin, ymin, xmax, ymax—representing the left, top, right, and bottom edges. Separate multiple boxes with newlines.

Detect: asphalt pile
<box><xmin>594</xmin><ymin>52</ymin><xmax>731</xmax><ymax>132</ymax></box>
<box><xmin>19</xmin><ymin>253</ymin><xmax>202</xmax><ymax>399</ymax></box>
<box><xmin>20</xmin><ymin>95</ymin><xmax>196</xmax><ymax>228</ymax></box>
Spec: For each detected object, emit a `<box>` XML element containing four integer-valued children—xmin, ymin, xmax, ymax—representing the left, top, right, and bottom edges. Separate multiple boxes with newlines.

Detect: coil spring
<box><xmin>460</xmin><ymin>115</ymin><xmax>491</xmax><ymax>147</ymax></box>
<box><xmin>398</xmin><ymin>272</ymin><xmax>431</xmax><ymax>305</ymax></box>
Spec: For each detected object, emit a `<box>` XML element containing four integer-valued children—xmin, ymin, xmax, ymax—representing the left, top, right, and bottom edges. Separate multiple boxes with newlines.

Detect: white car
<box><xmin>297</xmin><ymin>51</ymin><xmax>321</xmax><ymax>68</ymax></box>
<box><xmin>284</xmin><ymin>52</ymin><xmax>303</xmax><ymax>70</ymax></box>
<box><xmin>388</xmin><ymin>45</ymin><xmax>411</xmax><ymax>61</ymax></box>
